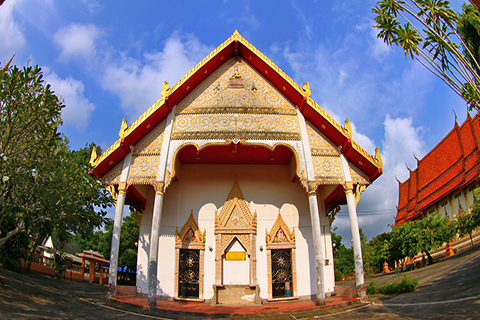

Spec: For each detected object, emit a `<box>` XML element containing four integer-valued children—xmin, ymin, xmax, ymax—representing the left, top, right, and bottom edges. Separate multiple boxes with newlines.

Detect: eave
<box><xmin>92</xmin><ymin>31</ymin><xmax>382</xmax><ymax>182</ymax></box>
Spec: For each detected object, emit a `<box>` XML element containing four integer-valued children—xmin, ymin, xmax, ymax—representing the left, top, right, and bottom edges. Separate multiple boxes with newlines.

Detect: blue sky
<box><xmin>0</xmin><ymin>0</ymin><xmax>472</xmax><ymax>243</ymax></box>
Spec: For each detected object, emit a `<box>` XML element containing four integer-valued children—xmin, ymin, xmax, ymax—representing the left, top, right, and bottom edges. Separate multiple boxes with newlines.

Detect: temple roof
<box><xmin>396</xmin><ymin>114</ymin><xmax>480</xmax><ymax>225</ymax></box>
<box><xmin>91</xmin><ymin>31</ymin><xmax>382</xmax><ymax>182</ymax></box>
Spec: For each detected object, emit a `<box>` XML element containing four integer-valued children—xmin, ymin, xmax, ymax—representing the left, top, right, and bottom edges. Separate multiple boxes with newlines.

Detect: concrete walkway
<box><xmin>0</xmin><ymin>245</ymin><xmax>479</xmax><ymax>319</ymax></box>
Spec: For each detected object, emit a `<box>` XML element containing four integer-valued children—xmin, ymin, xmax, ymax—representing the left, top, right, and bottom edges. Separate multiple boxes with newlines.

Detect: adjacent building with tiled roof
<box><xmin>396</xmin><ymin>114</ymin><xmax>480</xmax><ymax>225</ymax></box>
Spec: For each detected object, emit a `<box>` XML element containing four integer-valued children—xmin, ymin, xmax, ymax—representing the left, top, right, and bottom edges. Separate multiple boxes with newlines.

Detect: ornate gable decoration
<box><xmin>176</xmin><ymin>211</ymin><xmax>206</xmax><ymax>249</ymax></box>
<box><xmin>102</xmin><ymin>161</ymin><xmax>123</xmax><ymax>185</ymax></box>
<box><xmin>349</xmin><ymin>161</ymin><xmax>371</xmax><ymax>185</ymax></box>
<box><xmin>307</xmin><ymin>122</ymin><xmax>340</xmax><ymax>156</ymax></box>
<box><xmin>266</xmin><ymin>212</ymin><xmax>295</xmax><ymax>250</ymax></box>
<box><xmin>215</xmin><ymin>178</ymin><xmax>257</xmax><ymax>234</ymax></box>
<box><xmin>171</xmin><ymin>58</ymin><xmax>301</xmax><ymax>141</ymax></box>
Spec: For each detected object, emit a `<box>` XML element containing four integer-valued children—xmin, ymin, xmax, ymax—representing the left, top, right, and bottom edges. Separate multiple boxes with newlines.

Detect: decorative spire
<box><xmin>344</xmin><ymin>119</ymin><xmax>353</xmax><ymax>138</ymax></box>
<box><xmin>89</xmin><ymin>147</ymin><xmax>98</xmax><ymax>167</ymax></box>
<box><xmin>161</xmin><ymin>81</ymin><xmax>170</xmax><ymax>97</ymax></box>
<box><xmin>375</xmin><ymin>147</ymin><xmax>383</xmax><ymax>168</ymax></box>
<box><xmin>119</xmin><ymin>118</ymin><xmax>128</xmax><ymax>139</ymax></box>
<box><xmin>302</xmin><ymin>81</ymin><xmax>311</xmax><ymax>97</ymax></box>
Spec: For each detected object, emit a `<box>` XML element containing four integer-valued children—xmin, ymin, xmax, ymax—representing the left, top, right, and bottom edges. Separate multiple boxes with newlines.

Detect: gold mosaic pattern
<box><xmin>306</xmin><ymin>123</ymin><xmax>339</xmax><ymax>156</ymax></box>
<box><xmin>312</xmin><ymin>155</ymin><xmax>344</xmax><ymax>185</ymax></box>
<box><xmin>102</xmin><ymin>161</ymin><xmax>123</xmax><ymax>185</ymax></box>
<box><xmin>133</xmin><ymin>120</ymin><xmax>166</xmax><ymax>156</ymax></box>
<box><xmin>265</xmin><ymin>212</ymin><xmax>297</xmax><ymax>300</ymax></box>
<box><xmin>221</xmin><ymin>234</ymin><xmax>251</xmax><ymax>255</ymax></box>
<box><xmin>176</xmin><ymin>59</ymin><xmax>297</xmax><ymax>114</ymax></box>
<box><xmin>175</xmin><ymin>211</ymin><xmax>206</xmax><ymax>247</ymax></box>
<box><xmin>266</xmin><ymin>212</ymin><xmax>295</xmax><ymax>248</ymax></box>
<box><xmin>127</xmin><ymin>155</ymin><xmax>160</xmax><ymax>185</ymax></box>
<box><xmin>216</xmin><ymin>179</ymin><xmax>257</xmax><ymax>232</ymax></box>
<box><xmin>172</xmin><ymin>59</ymin><xmax>300</xmax><ymax>141</ymax></box>
<box><xmin>174</xmin><ymin>213</ymin><xmax>206</xmax><ymax>301</ymax></box>
<box><xmin>349</xmin><ymin>162</ymin><xmax>371</xmax><ymax>185</ymax></box>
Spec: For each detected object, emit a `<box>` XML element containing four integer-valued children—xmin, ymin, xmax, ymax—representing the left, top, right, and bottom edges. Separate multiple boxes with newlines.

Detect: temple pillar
<box><xmin>100</xmin><ymin>263</ymin><xmax>104</xmax><ymax>285</ymax></box>
<box><xmin>89</xmin><ymin>261</ymin><xmax>95</xmax><ymax>284</ymax></box>
<box><xmin>148</xmin><ymin>182</ymin><xmax>165</xmax><ymax>307</ymax></box>
<box><xmin>345</xmin><ymin>181</ymin><xmax>364</xmax><ymax>286</ymax></box>
<box><xmin>81</xmin><ymin>259</ymin><xmax>85</xmax><ymax>281</ymax></box>
<box><xmin>108</xmin><ymin>187</ymin><xmax>127</xmax><ymax>292</ymax></box>
<box><xmin>147</xmin><ymin>106</ymin><xmax>175</xmax><ymax>307</ymax></box>
<box><xmin>307</xmin><ymin>181</ymin><xmax>326</xmax><ymax>306</ymax></box>
<box><xmin>107</xmin><ymin>147</ymin><xmax>134</xmax><ymax>298</ymax></box>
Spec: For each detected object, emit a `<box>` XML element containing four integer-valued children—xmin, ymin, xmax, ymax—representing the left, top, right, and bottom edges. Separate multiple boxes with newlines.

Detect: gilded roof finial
<box><xmin>119</xmin><ymin>118</ymin><xmax>128</xmax><ymax>139</ymax></box>
<box><xmin>161</xmin><ymin>81</ymin><xmax>170</xmax><ymax>97</ymax></box>
<box><xmin>89</xmin><ymin>147</ymin><xmax>98</xmax><ymax>167</ymax></box>
<box><xmin>344</xmin><ymin>119</ymin><xmax>353</xmax><ymax>138</ymax></box>
<box><xmin>302</xmin><ymin>81</ymin><xmax>311</xmax><ymax>97</ymax></box>
<box><xmin>375</xmin><ymin>147</ymin><xmax>383</xmax><ymax>168</ymax></box>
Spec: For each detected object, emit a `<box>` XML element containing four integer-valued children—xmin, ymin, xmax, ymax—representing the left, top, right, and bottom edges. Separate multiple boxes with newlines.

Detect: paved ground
<box><xmin>0</xmin><ymin>246</ymin><xmax>479</xmax><ymax>319</ymax></box>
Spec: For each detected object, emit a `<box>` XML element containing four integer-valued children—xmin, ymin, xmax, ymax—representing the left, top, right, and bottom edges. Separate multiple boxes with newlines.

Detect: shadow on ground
<box><xmin>1</xmin><ymin>246</ymin><xmax>479</xmax><ymax>319</ymax></box>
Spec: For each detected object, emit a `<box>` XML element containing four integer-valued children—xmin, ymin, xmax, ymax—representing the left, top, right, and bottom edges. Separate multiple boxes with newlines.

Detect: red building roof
<box><xmin>90</xmin><ymin>31</ymin><xmax>382</xmax><ymax>184</ymax></box>
<box><xmin>395</xmin><ymin>114</ymin><xmax>480</xmax><ymax>225</ymax></box>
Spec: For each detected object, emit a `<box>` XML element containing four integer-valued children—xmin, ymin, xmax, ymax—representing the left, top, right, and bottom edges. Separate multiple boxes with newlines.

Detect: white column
<box><xmin>339</xmin><ymin>152</ymin><xmax>364</xmax><ymax>286</ymax></box>
<box><xmin>308</xmin><ymin>182</ymin><xmax>326</xmax><ymax>305</ymax></box>
<box><xmin>108</xmin><ymin>148</ymin><xmax>134</xmax><ymax>297</ymax></box>
<box><xmin>297</xmin><ymin>109</ymin><xmax>326</xmax><ymax>305</ymax></box>
<box><xmin>147</xmin><ymin>106</ymin><xmax>175</xmax><ymax>307</ymax></box>
<box><xmin>148</xmin><ymin>184</ymin><xmax>164</xmax><ymax>306</ymax></box>
<box><xmin>108</xmin><ymin>189</ymin><xmax>126</xmax><ymax>295</ymax></box>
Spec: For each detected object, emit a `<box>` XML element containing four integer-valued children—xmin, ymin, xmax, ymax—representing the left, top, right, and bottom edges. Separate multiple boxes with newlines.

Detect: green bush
<box><xmin>367</xmin><ymin>275</ymin><xmax>418</xmax><ymax>295</ymax></box>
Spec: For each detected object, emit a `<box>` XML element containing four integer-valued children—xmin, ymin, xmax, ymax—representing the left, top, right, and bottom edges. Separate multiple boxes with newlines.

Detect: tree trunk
<box><xmin>470</xmin><ymin>233</ymin><xmax>474</xmax><ymax>248</ymax></box>
<box><xmin>0</xmin><ymin>225</ymin><xmax>24</xmax><ymax>248</ymax></box>
<box><xmin>423</xmin><ymin>250</ymin><xmax>433</xmax><ymax>265</ymax></box>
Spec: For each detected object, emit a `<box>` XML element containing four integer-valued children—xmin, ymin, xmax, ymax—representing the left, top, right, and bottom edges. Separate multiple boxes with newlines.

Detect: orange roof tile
<box><xmin>395</xmin><ymin>114</ymin><xmax>480</xmax><ymax>225</ymax></box>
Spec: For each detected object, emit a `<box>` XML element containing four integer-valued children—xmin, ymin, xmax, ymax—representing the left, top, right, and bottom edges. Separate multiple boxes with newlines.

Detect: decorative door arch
<box><xmin>214</xmin><ymin>179</ymin><xmax>257</xmax><ymax>285</ymax></box>
<box><xmin>266</xmin><ymin>211</ymin><xmax>297</xmax><ymax>300</ymax></box>
<box><xmin>174</xmin><ymin>211</ymin><xmax>206</xmax><ymax>300</ymax></box>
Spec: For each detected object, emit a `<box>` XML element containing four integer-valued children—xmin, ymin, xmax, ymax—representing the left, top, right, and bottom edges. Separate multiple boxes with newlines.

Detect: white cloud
<box><xmin>368</xmin><ymin>21</ymin><xmax>391</xmax><ymax>61</ymax></box>
<box><xmin>333</xmin><ymin>115</ymin><xmax>426</xmax><ymax>242</ymax></box>
<box><xmin>101</xmin><ymin>33</ymin><xmax>213</xmax><ymax>120</ymax></box>
<box><xmin>0</xmin><ymin>0</ymin><xmax>26</xmax><ymax>63</ymax></box>
<box><xmin>53</xmin><ymin>23</ymin><xmax>103</xmax><ymax>61</ymax></box>
<box><xmin>80</xmin><ymin>0</ymin><xmax>100</xmax><ymax>14</ymax></box>
<box><xmin>44</xmin><ymin>69</ymin><xmax>96</xmax><ymax>131</ymax></box>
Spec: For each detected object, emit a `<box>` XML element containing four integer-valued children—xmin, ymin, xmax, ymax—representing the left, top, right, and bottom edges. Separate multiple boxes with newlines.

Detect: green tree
<box><xmin>363</xmin><ymin>232</ymin><xmax>392</xmax><ymax>274</ymax></box>
<box><xmin>331</xmin><ymin>227</ymin><xmax>355</xmax><ymax>281</ymax></box>
<box><xmin>388</xmin><ymin>213</ymin><xmax>456</xmax><ymax>267</ymax></box>
<box><xmin>458</xmin><ymin>4</ymin><xmax>480</xmax><ymax>74</ymax></box>
<box><xmin>457</xmin><ymin>188</ymin><xmax>480</xmax><ymax>248</ymax></box>
<box><xmin>0</xmin><ymin>62</ymin><xmax>113</xmax><ymax>259</ymax></box>
<box><xmin>373</xmin><ymin>0</ymin><xmax>480</xmax><ymax>112</ymax></box>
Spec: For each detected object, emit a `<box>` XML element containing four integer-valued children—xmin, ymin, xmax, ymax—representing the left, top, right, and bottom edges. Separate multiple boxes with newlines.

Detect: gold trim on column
<box><xmin>154</xmin><ymin>181</ymin><xmax>165</xmax><ymax>195</ymax></box>
<box><xmin>118</xmin><ymin>181</ymin><xmax>127</xmax><ymax>192</ymax></box>
<box><xmin>344</xmin><ymin>181</ymin><xmax>354</xmax><ymax>195</ymax></box>
<box><xmin>307</xmin><ymin>181</ymin><xmax>317</xmax><ymax>196</ymax></box>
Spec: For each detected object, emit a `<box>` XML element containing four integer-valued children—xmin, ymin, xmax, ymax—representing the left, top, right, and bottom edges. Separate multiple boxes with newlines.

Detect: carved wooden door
<box><xmin>271</xmin><ymin>249</ymin><xmax>292</xmax><ymax>297</ymax></box>
<box><xmin>178</xmin><ymin>249</ymin><xmax>200</xmax><ymax>298</ymax></box>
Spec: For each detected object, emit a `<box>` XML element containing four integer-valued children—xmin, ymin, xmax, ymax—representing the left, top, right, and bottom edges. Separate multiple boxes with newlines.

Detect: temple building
<box><xmin>90</xmin><ymin>31</ymin><xmax>382</xmax><ymax>306</ymax></box>
<box><xmin>396</xmin><ymin>114</ymin><xmax>480</xmax><ymax>225</ymax></box>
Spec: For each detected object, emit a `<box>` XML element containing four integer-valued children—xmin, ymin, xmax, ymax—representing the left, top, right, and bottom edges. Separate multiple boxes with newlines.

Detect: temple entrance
<box><xmin>178</xmin><ymin>249</ymin><xmax>200</xmax><ymax>298</ymax></box>
<box><xmin>271</xmin><ymin>249</ymin><xmax>293</xmax><ymax>297</ymax></box>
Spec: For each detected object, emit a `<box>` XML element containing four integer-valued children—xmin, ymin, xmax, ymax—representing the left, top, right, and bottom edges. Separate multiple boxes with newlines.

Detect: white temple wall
<box><xmin>136</xmin><ymin>187</ymin><xmax>154</xmax><ymax>293</ymax></box>
<box><xmin>136</xmin><ymin>163</ymin><xmax>335</xmax><ymax>300</ymax></box>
